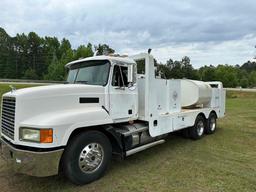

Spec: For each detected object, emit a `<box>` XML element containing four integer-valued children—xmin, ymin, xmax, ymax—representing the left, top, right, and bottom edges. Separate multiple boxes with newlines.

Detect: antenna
<box><xmin>94</xmin><ymin>50</ymin><xmax>98</xmax><ymax>56</ymax></box>
<box><xmin>254</xmin><ymin>45</ymin><xmax>256</xmax><ymax>59</ymax></box>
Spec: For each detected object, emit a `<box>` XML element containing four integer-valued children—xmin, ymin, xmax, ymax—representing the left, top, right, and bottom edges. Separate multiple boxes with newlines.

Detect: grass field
<box><xmin>0</xmin><ymin>84</ymin><xmax>256</xmax><ymax>192</ymax></box>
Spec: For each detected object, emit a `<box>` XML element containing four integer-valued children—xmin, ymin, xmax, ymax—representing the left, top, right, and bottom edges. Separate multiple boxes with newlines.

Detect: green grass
<box><xmin>0</xmin><ymin>84</ymin><xmax>256</xmax><ymax>192</ymax></box>
<box><xmin>0</xmin><ymin>83</ymin><xmax>43</xmax><ymax>99</ymax></box>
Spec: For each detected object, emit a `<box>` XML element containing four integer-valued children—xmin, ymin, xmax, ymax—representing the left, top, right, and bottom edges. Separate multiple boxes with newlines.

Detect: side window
<box><xmin>136</xmin><ymin>59</ymin><xmax>145</xmax><ymax>74</ymax></box>
<box><xmin>132</xmin><ymin>64</ymin><xmax>137</xmax><ymax>83</ymax></box>
<box><xmin>112</xmin><ymin>65</ymin><xmax>128</xmax><ymax>87</ymax></box>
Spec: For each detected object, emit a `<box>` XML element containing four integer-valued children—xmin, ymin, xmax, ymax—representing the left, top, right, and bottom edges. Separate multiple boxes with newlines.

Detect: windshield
<box><xmin>67</xmin><ymin>60</ymin><xmax>110</xmax><ymax>86</ymax></box>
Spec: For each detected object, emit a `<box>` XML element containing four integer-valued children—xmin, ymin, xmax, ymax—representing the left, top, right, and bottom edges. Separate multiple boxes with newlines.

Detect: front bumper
<box><xmin>0</xmin><ymin>138</ymin><xmax>64</xmax><ymax>177</ymax></box>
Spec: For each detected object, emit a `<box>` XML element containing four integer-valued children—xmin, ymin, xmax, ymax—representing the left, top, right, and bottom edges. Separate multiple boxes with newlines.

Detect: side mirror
<box><xmin>128</xmin><ymin>65</ymin><xmax>133</xmax><ymax>83</ymax></box>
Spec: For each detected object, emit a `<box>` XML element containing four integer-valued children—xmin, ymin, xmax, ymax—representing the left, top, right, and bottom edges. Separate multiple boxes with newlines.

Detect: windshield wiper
<box><xmin>75</xmin><ymin>80</ymin><xmax>89</xmax><ymax>84</ymax></box>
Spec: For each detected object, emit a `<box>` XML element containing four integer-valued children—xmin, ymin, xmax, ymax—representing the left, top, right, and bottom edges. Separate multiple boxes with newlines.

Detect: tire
<box><xmin>189</xmin><ymin>115</ymin><xmax>206</xmax><ymax>140</ymax></box>
<box><xmin>62</xmin><ymin>130</ymin><xmax>112</xmax><ymax>185</ymax></box>
<box><xmin>205</xmin><ymin>113</ymin><xmax>217</xmax><ymax>134</ymax></box>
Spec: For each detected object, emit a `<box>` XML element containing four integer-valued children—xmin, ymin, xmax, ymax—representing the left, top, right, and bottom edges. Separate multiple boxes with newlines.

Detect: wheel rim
<box><xmin>78</xmin><ymin>143</ymin><xmax>104</xmax><ymax>174</ymax></box>
<box><xmin>197</xmin><ymin>120</ymin><xmax>204</xmax><ymax>136</ymax></box>
<box><xmin>210</xmin><ymin>117</ymin><xmax>216</xmax><ymax>131</ymax></box>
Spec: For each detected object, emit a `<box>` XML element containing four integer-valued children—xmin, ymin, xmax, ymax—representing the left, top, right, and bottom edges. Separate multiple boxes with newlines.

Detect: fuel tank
<box><xmin>181</xmin><ymin>80</ymin><xmax>212</xmax><ymax>108</ymax></box>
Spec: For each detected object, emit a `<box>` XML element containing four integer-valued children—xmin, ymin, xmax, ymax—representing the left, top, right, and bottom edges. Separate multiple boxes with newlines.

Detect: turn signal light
<box><xmin>40</xmin><ymin>129</ymin><xmax>53</xmax><ymax>143</ymax></box>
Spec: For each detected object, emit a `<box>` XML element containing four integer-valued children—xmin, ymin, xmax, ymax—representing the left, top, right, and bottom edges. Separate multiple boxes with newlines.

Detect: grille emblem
<box><xmin>9</xmin><ymin>85</ymin><xmax>16</xmax><ymax>93</ymax></box>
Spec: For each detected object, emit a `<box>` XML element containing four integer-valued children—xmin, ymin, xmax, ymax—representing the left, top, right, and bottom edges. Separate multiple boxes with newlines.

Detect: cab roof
<box><xmin>65</xmin><ymin>55</ymin><xmax>135</xmax><ymax>68</ymax></box>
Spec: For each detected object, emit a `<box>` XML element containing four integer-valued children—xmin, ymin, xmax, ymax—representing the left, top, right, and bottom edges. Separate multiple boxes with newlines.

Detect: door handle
<box><xmin>115</xmin><ymin>87</ymin><xmax>125</xmax><ymax>90</ymax></box>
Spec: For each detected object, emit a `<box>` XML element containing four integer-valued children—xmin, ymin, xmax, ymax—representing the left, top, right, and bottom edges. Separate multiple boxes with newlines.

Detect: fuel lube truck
<box><xmin>0</xmin><ymin>53</ymin><xmax>225</xmax><ymax>185</ymax></box>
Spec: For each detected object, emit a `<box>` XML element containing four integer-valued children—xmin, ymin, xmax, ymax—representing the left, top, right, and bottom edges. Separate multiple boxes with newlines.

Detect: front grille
<box><xmin>1</xmin><ymin>97</ymin><xmax>16</xmax><ymax>139</ymax></box>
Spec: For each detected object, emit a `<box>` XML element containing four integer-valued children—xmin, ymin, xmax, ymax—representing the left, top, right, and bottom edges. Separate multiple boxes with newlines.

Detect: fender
<box><xmin>19</xmin><ymin>107</ymin><xmax>113</xmax><ymax>148</ymax></box>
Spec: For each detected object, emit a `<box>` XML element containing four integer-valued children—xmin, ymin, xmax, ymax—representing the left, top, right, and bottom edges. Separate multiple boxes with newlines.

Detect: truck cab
<box><xmin>0</xmin><ymin>53</ymin><xmax>226</xmax><ymax>185</ymax></box>
<box><xmin>66</xmin><ymin>56</ymin><xmax>138</xmax><ymax>122</ymax></box>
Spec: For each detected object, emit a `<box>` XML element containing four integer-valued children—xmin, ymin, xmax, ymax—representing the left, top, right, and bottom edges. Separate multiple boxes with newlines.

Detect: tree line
<box><xmin>156</xmin><ymin>57</ymin><xmax>256</xmax><ymax>88</ymax></box>
<box><xmin>0</xmin><ymin>27</ymin><xmax>114</xmax><ymax>81</ymax></box>
<box><xmin>0</xmin><ymin>27</ymin><xmax>255</xmax><ymax>87</ymax></box>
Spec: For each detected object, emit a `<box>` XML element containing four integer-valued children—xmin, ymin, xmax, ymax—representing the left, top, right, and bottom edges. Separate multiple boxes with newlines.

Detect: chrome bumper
<box><xmin>0</xmin><ymin>138</ymin><xmax>64</xmax><ymax>177</ymax></box>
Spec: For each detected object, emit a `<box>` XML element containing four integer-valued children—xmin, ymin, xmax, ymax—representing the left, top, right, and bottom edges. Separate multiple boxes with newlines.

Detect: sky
<box><xmin>0</xmin><ymin>0</ymin><xmax>256</xmax><ymax>68</ymax></box>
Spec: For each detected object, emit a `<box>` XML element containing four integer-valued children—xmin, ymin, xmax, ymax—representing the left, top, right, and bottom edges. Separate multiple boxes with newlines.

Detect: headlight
<box><xmin>20</xmin><ymin>128</ymin><xmax>40</xmax><ymax>142</ymax></box>
<box><xmin>20</xmin><ymin>128</ymin><xmax>53</xmax><ymax>143</ymax></box>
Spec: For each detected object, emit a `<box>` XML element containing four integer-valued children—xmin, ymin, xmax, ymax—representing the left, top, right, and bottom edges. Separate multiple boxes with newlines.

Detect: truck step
<box><xmin>125</xmin><ymin>139</ymin><xmax>165</xmax><ymax>156</ymax></box>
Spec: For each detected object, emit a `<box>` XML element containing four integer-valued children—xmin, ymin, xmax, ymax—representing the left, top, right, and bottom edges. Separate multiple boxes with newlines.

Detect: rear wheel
<box><xmin>189</xmin><ymin>115</ymin><xmax>206</xmax><ymax>140</ymax></box>
<box><xmin>62</xmin><ymin>130</ymin><xmax>112</xmax><ymax>185</ymax></box>
<box><xmin>205</xmin><ymin>113</ymin><xmax>217</xmax><ymax>134</ymax></box>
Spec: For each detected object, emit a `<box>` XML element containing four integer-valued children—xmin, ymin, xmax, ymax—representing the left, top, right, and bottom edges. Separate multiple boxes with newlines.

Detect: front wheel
<box><xmin>62</xmin><ymin>130</ymin><xmax>112</xmax><ymax>185</ymax></box>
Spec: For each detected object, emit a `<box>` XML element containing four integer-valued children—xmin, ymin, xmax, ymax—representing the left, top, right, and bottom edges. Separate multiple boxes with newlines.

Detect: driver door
<box><xmin>109</xmin><ymin>63</ymin><xmax>138</xmax><ymax>122</ymax></box>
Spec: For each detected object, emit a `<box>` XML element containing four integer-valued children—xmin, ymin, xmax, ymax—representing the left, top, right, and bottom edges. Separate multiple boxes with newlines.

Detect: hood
<box><xmin>3</xmin><ymin>84</ymin><xmax>104</xmax><ymax>100</ymax></box>
<box><xmin>1</xmin><ymin>84</ymin><xmax>106</xmax><ymax>134</ymax></box>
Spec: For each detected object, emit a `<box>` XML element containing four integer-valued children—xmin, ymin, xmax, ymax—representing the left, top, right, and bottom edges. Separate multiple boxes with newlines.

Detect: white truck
<box><xmin>0</xmin><ymin>53</ymin><xmax>225</xmax><ymax>185</ymax></box>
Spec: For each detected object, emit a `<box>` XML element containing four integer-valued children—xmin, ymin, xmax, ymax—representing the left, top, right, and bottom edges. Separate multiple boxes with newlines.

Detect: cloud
<box><xmin>151</xmin><ymin>34</ymin><xmax>256</xmax><ymax>68</ymax></box>
<box><xmin>0</xmin><ymin>0</ymin><xmax>256</xmax><ymax>66</ymax></box>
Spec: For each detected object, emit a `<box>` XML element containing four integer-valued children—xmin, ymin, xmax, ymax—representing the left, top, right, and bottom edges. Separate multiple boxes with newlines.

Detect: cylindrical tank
<box><xmin>181</xmin><ymin>80</ymin><xmax>212</xmax><ymax>107</ymax></box>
